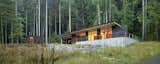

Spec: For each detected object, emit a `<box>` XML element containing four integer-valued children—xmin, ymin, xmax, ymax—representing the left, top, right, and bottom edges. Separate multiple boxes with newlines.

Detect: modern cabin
<box><xmin>62</xmin><ymin>22</ymin><xmax>129</xmax><ymax>44</ymax></box>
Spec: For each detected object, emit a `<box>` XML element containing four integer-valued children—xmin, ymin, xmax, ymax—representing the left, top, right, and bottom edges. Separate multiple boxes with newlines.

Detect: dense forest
<box><xmin>0</xmin><ymin>0</ymin><xmax>159</xmax><ymax>44</ymax></box>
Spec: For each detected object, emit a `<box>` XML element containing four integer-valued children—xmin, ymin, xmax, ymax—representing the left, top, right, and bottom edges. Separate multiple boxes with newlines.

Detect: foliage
<box><xmin>0</xmin><ymin>0</ymin><xmax>24</xmax><ymax>43</ymax></box>
<box><xmin>49</xmin><ymin>32</ymin><xmax>60</xmax><ymax>43</ymax></box>
<box><xmin>0</xmin><ymin>0</ymin><xmax>160</xmax><ymax>44</ymax></box>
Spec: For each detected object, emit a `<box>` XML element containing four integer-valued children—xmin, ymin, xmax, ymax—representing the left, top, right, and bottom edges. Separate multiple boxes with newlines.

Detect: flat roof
<box><xmin>70</xmin><ymin>22</ymin><xmax>121</xmax><ymax>35</ymax></box>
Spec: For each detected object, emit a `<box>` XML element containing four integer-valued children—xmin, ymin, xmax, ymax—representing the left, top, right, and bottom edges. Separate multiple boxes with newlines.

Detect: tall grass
<box><xmin>0</xmin><ymin>44</ymin><xmax>54</xmax><ymax>64</ymax></box>
<box><xmin>54</xmin><ymin>41</ymin><xmax>160</xmax><ymax>64</ymax></box>
<box><xmin>0</xmin><ymin>42</ymin><xmax>160</xmax><ymax>64</ymax></box>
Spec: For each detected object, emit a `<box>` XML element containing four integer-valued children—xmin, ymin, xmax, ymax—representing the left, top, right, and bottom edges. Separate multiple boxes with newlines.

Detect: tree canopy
<box><xmin>0</xmin><ymin>0</ymin><xmax>159</xmax><ymax>44</ymax></box>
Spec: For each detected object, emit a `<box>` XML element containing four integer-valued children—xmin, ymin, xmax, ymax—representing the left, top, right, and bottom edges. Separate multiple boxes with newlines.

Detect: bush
<box><xmin>49</xmin><ymin>33</ymin><xmax>60</xmax><ymax>43</ymax></box>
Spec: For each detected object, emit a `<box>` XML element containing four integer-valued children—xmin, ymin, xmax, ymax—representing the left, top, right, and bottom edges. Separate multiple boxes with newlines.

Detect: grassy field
<box><xmin>54</xmin><ymin>42</ymin><xmax>160</xmax><ymax>64</ymax></box>
<box><xmin>0</xmin><ymin>45</ymin><xmax>54</xmax><ymax>64</ymax></box>
<box><xmin>0</xmin><ymin>42</ymin><xmax>160</xmax><ymax>64</ymax></box>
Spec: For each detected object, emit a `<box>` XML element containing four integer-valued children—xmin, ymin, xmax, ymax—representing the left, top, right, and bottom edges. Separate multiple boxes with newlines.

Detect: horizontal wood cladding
<box><xmin>79</xmin><ymin>33</ymin><xmax>86</xmax><ymax>37</ymax></box>
<box><xmin>88</xmin><ymin>30</ymin><xmax>97</xmax><ymax>41</ymax></box>
<box><xmin>101</xmin><ymin>27</ymin><xmax>112</xmax><ymax>39</ymax></box>
<box><xmin>76</xmin><ymin>27</ymin><xmax>112</xmax><ymax>41</ymax></box>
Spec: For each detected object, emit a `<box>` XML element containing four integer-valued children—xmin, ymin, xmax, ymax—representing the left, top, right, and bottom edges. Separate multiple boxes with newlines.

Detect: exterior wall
<box><xmin>76</xmin><ymin>37</ymin><xmax>138</xmax><ymax>47</ymax></box>
<box><xmin>100</xmin><ymin>27</ymin><xmax>112</xmax><ymax>39</ymax></box>
<box><xmin>75</xmin><ymin>33</ymin><xmax>86</xmax><ymax>42</ymax></box>
<box><xmin>88</xmin><ymin>30</ymin><xmax>97</xmax><ymax>41</ymax></box>
<box><xmin>75</xmin><ymin>27</ymin><xmax>113</xmax><ymax>42</ymax></box>
<box><xmin>79</xmin><ymin>33</ymin><xmax>86</xmax><ymax>36</ymax></box>
<box><xmin>72</xmin><ymin>25</ymin><xmax>129</xmax><ymax>43</ymax></box>
<box><xmin>112</xmin><ymin>26</ymin><xmax>128</xmax><ymax>38</ymax></box>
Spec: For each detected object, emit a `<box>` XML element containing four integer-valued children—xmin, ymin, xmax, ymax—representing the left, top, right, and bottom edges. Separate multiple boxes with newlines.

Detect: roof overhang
<box><xmin>70</xmin><ymin>22</ymin><xmax>121</xmax><ymax>35</ymax></box>
<box><xmin>61</xmin><ymin>22</ymin><xmax>122</xmax><ymax>38</ymax></box>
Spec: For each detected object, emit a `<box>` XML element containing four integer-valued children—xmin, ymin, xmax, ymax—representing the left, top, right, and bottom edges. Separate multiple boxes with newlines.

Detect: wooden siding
<box><xmin>75</xmin><ymin>27</ymin><xmax>113</xmax><ymax>41</ymax></box>
<box><xmin>79</xmin><ymin>33</ymin><xmax>86</xmax><ymax>37</ymax></box>
<box><xmin>88</xmin><ymin>30</ymin><xmax>97</xmax><ymax>41</ymax></box>
<box><xmin>101</xmin><ymin>27</ymin><xmax>112</xmax><ymax>39</ymax></box>
<box><xmin>112</xmin><ymin>26</ymin><xmax>128</xmax><ymax>38</ymax></box>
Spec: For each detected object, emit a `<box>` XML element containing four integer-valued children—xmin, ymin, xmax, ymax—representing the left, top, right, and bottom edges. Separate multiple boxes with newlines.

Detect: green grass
<box><xmin>0</xmin><ymin>42</ymin><xmax>160</xmax><ymax>64</ymax></box>
<box><xmin>54</xmin><ymin>41</ymin><xmax>160</xmax><ymax>64</ymax></box>
<box><xmin>0</xmin><ymin>44</ymin><xmax>54</xmax><ymax>64</ymax></box>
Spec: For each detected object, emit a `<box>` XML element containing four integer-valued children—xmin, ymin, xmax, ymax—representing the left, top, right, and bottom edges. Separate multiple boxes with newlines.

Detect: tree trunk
<box><xmin>5</xmin><ymin>19</ymin><xmax>7</xmax><ymax>44</ymax></box>
<box><xmin>68</xmin><ymin>0</ymin><xmax>71</xmax><ymax>32</ymax></box>
<box><xmin>109</xmin><ymin>0</ymin><xmax>112</xmax><ymax>22</ymax></box>
<box><xmin>38</xmin><ymin>0</ymin><xmax>41</xmax><ymax>36</ymax></box>
<box><xmin>45</xmin><ymin>0</ymin><xmax>48</xmax><ymax>45</ymax></box>
<box><xmin>1</xmin><ymin>17</ymin><xmax>4</xmax><ymax>43</ymax></box>
<box><xmin>105</xmin><ymin>0</ymin><xmax>108</xmax><ymax>23</ymax></box>
<box><xmin>33</xmin><ymin>7</ymin><xmax>36</xmax><ymax>36</ymax></box>
<box><xmin>26</xmin><ymin>11</ymin><xmax>28</xmax><ymax>37</ymax></box>
<box><xmin>158</xmin><ymin>24</ymin><xmax>160</xmax><ymax>41</ymax></box>
<box><xmin>97</xmin><ymin>3</ymin><xmax>101</xmax><ymax>25</ymax></box>
<box><xmin>142</xmin><ymin>0</ymin><xmax>145</xmax><ymax>40</ymax></box>
<box><xmin>156</xmin><ymin>23</ymin><xmax>158</xmax><ymax>41</ymax></box>
<box><xmin>11</xmin><ymin>18</ymin><xmax>13</xmax><ymax>44</ymax></box>
<box><xmin>59</xmin><ymin>0</ymin><xmax>62</xmax><ymax>44</ymax></box>
<box><xmin>36</xmin><ymin>0</ymin><xmax>38</xmax><ymax>36</ymax></box>
<box><xmin>105</xmin><ymin>10</ymin><xmax>108</xmax><ymax>23</ymax></box>
<box><xmin>55</xmin><ymin>15</ymin><xmax>57</xmax><ymax>34</ymax></box>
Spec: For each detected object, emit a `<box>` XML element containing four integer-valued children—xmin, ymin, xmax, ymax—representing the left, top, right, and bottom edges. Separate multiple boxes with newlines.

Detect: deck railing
<box><xmin>76</xmin><ymin>37</ymin><xmax>138</xmax><ymax>47</ymax></box>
